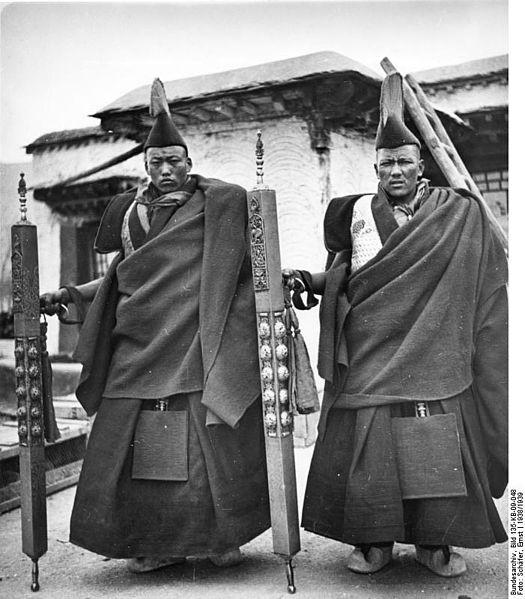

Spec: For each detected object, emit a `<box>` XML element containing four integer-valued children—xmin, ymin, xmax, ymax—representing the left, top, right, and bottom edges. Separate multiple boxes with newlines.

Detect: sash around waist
<box><xmin>332</xmin><ymin>381</ymin><xmax>472</xmax><ymax>410</ymax></box>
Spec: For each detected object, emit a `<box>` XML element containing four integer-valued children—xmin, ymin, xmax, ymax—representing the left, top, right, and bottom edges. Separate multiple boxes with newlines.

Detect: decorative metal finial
<box><xmin>415</xmin><ymin>401</ymin><xmax>428</xmax><ymax>417</ymax></box>
<box><xmin>31</xmin><ymin>559</ymin><xmax>40</xmax><ymax>592</ymax></box>
<box><xmin>18</xmin><ymin>173</ymin><xmax>27</xmax><ymax>221</ymax></box>
<box><xmin>255</xmin><ymin>130</ymin><xmax>266</xmax><ymax>188</ymax></box>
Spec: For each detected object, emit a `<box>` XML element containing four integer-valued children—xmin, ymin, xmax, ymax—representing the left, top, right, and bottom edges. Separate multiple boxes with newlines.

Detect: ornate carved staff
<box><xmin>11</xmin><ymin>173</ymin><xmax>47</xmax><ymax>592</ymax></box>
<box><xmin>248</xmin><ymin>131</ymin><xmax>300</xmax><ymax>593</ymax></box>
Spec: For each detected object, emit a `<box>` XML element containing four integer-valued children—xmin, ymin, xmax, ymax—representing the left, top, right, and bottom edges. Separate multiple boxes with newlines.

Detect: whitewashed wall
<box><xmin>425</xmin><ymin>79</ymin><xmax>507</xmax><ymax>115</ymax></box>
<box><xmin>31</xmin><ymin>136</ymin><xmax>143</xmax><ymax>188</ymax></box>
<box><xmin>330</xmin><ymin>129</ymin><xmax>378</xmax><ymax>197</ymax></box>
<box><xmin>33</xmin><ymin>194</ymin><xmax>62</xmax><ymax>352</ymax></box>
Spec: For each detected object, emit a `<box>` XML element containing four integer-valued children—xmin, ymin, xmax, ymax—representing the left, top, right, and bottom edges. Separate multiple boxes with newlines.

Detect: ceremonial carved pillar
<box><xmin>11</xmin><ymin>173</ymin><xmax>47</xmax><ymax>592</ymax></box>
<box><xmin>248</xmin><ymin>132</ymin><xmax>300</xmax><ymax>592</ymax></box>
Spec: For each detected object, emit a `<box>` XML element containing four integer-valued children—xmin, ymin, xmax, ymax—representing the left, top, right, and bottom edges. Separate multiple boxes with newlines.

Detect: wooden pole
<box><xmin>404</xmin><ymin>72</ymin><xmax>482</xmax><ymax>196</ymax></box>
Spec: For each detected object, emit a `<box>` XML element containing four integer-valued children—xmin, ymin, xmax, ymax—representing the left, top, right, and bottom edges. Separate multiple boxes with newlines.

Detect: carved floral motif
<box><xmin>11</xmin><ymin>230</ymin><xmax>40</xmax><ymax>319</ymax></box>
<box><xmin>248</xmin><ymin>195</ymin><xmax>269</xmax><ymax>292</ymax></box>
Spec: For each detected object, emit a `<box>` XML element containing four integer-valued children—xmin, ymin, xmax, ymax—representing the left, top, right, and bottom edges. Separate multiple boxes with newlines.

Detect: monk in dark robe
<box><xmin>41</xmin><ymin>82</ymin><xmax>270</xmax><ymax>573</ymax></box>
<box><xmin>283</xmin><ymin>73</ymin><xmax>507</xmax><ymax>578</ymax></box>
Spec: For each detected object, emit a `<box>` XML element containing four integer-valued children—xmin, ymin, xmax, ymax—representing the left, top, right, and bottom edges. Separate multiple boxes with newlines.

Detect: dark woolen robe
<box><xmin>301</xmin><ymin>187</ymin><xmax>508</xmax><ymax>548</ymax></box>
<box><xmin>69</xmin><ymin>175</ymin><xmax>270</xmax><ymax>558</ymax></box>
<box><xmin>103</xmin><ymin>180</ymin><xmax>205</xmax><ymax>398</ymax></box>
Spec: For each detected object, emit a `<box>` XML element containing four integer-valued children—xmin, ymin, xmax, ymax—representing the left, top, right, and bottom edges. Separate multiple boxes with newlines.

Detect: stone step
<box><xmin>0</xmin><ymin>459</ymin><xmax>84</xmax><ymax>514</ymax></box>
<box><xmin>53</xmin><ymin>394</ymin><xmax>89</xmax><ymax>420</ymax></box>
<box><xmin>0</xmin><ymin>418</ymin><xmax>90</xmax><ymax>460</ymax></box>
<box><xmin>0</xmin><ymin>394</ymin><xmax>87</xmax><ymax>421</ymax></box>
<box><xmin>0</xmin><ymin>357</ymin><xmax>82</xmax><ymax>414</ymax></box>
<box><xmin>0</xmin><ymin>418</ymin><xmax>90</xmax><ymax>514</ymax></box>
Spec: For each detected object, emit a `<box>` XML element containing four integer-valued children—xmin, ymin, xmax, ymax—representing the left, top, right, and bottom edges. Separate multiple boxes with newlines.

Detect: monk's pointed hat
<box><xmin>144</xmin><ymin>78</ymin><xmax>188</xmax><ymax>152</ymax></box>
<box><xmin>375</xmin><ymin>72</ymin><xmax>420</xmax><ymax>150</ymax></box>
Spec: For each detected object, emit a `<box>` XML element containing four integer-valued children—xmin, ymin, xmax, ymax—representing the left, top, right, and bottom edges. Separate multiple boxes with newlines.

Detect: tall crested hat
<box><xmin>144</xmin><ymin>78</ymin><xmax>188</xmax><ymax>152</ymax></box>
<box><xmin>375</xmin><ymin>72</ymin><xmax>420</xmax><ymax>150</ymax></box>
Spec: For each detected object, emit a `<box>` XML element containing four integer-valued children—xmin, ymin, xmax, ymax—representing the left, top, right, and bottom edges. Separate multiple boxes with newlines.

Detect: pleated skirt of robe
<box><xmin>70</xmin><ymin>393</ymin><xmax>270</xmax><ymax>558</ymax></box>
<box><xmin>302</xmin><ymin>387</ymin><xmax>507</xmax><ymax>548</ymax></box>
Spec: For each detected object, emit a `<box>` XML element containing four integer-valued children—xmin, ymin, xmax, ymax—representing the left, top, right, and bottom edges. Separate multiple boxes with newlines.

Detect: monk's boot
<box><xmin>415</xmin><ymin>545</ymin><xmax>467</xmax><ymax>577</ymax></box>
<box><xmin>209</xmin><ymin>547</ymin><xmax>243</xmax><ymax>567</ymax></box>
<box><xmin>126</xmin><ymin>556</ymin><xmax>186</xmax><ymax>573</ymax></box>
<box><xmin>347</xmin><ymin>543</ymin><xmax>393</xmax><ymax>574</ymax></box>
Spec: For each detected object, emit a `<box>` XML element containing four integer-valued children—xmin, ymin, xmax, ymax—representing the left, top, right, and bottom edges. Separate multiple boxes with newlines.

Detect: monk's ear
<box><xmin>144</xmin><ymin>154</ymin><xmax>150</xmax><ymax>175</ymax></box>
<box><xmin>186</xmin><ymin>156</ymin><xmax>193</xmax><ymax>172</ymax></box>
<box><xmin>374</xmin><ymin>163</ymin><xmax>379</xmax><ymax>178</ymax></box>
<box><xmin>418</xmin><ymin>159</ymin><xmax>425</xmax><ymax>178</ymax></box>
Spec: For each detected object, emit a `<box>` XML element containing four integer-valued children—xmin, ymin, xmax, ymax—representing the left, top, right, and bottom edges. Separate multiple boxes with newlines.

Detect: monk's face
<box><xmin>145</xmin><ymin>146</ymin><xmax>192</xmax><ymax>193</ymax></box>
<box><xmin>374</xmin><ymin>145</ymin><xmax>424</xmax><ymax>203</ymax></box>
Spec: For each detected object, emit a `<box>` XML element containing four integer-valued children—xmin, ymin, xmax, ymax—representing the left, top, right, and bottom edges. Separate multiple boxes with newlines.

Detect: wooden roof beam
<box><xmin>362</xmin><ymin>105</ymin><xmax>379</xmax><ymax>124</ymax></box>
<box><xmin>272</xmin><ymin>93</ymin><xmax>286</xmax><ymax>113</ymax></box>
<box><xmin>138</xmin><ymin>111</ymin><xmax>189</xmax><ymax>128</ymax></box>
<box><xmin>191</xmin><ymin>107</ymin><xmax>214</xmax><ymax>122</ymax></box>
<box><xmin>171</xmin><ymin>112</ymin><xmax>189</xmax><ymax>125</ymax></box>
<box><xmin>213</xmin><ymin>101</ymin><xmax>236</xmax><ymax>119</ymax></box>
<box><xmin>337</xmin><ymin>79</ymin><xmax>356</xmax><ymax>103</ymax></box>
<box><xmin>237</xmin><ymin>100</ymin><xmax>258</xmax><ymax>116</ymax></box>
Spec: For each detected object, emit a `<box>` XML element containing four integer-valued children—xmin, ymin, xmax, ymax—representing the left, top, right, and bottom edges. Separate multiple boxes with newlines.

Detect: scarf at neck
<box><xmin>136</xmin><ymin>177</ymin><xmax>197</xmax><ymax>221</ymax></box>
<box><xmin>379</xmin><ymin>178</ymin><xmax>430</xmax><ymax>217</ymax></box>
<box><xmin>377</xmin><ymin>179</ymin><xmax>430</xmax><ymax>227</ymax></box>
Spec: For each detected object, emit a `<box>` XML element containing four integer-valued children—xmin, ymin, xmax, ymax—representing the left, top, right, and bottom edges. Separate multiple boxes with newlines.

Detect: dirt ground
<box><xmin>0</xmin><ymin>445</ymin><xmax>508</xmax><ymax>599</ymax></box>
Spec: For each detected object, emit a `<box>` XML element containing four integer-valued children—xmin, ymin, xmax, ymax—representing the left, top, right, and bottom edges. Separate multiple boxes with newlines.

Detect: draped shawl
<box><xmin>317</xmin><ymin>187</ymin><xmax>507</xmax><ymax>436</ymax></box>
<box><xmin>73</xmin><ymin>175</ymin><xmax>260</xmax><ymax>428</ymax></box>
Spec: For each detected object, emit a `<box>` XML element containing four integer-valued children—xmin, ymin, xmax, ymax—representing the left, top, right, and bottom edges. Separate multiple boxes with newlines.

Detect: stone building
<box><xmin>2</xmin><ymin>51</ymin><xmax>508</xmax><ymax>356</ymax></box>
<box><xmin>23</xmin><ymin>52</ymin><xmax>387</xmax><ymax>357</ymax></box>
